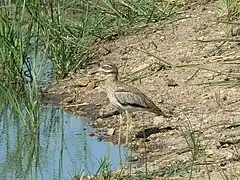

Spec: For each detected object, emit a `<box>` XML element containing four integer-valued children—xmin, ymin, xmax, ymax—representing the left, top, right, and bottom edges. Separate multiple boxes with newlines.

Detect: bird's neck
<box><xmin>105</xmin><ymin>73</ymin><xmax>118</xmax><ymax>83</ymax></box>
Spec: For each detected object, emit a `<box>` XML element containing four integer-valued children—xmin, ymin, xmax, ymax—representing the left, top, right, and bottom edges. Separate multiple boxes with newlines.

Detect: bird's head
<box><xmin>98</xmin><ymin>62</ymin><xmax>119</xmax><ymax>77</ymax></box>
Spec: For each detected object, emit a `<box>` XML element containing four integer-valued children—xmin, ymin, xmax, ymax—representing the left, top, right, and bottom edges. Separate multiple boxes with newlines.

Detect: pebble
<box><xmin>107</xmin><ymin>128</ymin><xmax>115</xmax><ymax>136</ymax></box>
<box><xmin>128</xmin><ymin>156</ymin><xmax>138</xmax><ymax>162</ymax></box>
<box><xmin>138</xmin><ymin>148</ymin><xmax>149</xmax><ymax>154</ymax></box>
<box><xmin>75</xmin><ymin>77</ymin><xmax>90</xmax><ymax>87</ymax></box>
<box><xmin>232</xmin><ymin>27</ymin><xmax>240</xmax><ymax>37</ymax></box>
<box><xmin>167</xmin><ymin>78</ymin><xmax>178</xmax><ymax>87</ymax></box>
<box><xmin>96</xmin><ymin>118</ymin><xmax>104</xmax><ymax>124</ymax></box>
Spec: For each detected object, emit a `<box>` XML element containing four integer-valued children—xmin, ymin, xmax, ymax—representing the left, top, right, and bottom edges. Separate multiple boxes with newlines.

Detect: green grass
<box><xmin>0</xmin><ymin>0</ymin><xmax>182</xmax><ymax>92</ymax></box>
<box><xmin>217</xmin><ymin>0</ymin><xmax>240</xmax><ymax>20</ymax></box>
<box><xmin>4</xmin><ymin>0</ymin><xmax>235</xmax><ymax>179</ymax></box>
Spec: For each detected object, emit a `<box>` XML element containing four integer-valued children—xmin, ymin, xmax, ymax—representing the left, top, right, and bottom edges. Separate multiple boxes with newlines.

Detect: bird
<box><xmin>98</xmin><ymin>62</ymin><xmax>168</xmax><ymax>145</ymax></box>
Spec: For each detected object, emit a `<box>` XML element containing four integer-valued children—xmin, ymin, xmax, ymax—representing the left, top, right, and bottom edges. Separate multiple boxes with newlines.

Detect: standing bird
<box><xmin>98</xmin><ymin>62</ymin><xmax>168</xmax><ymax>145</ymax></box>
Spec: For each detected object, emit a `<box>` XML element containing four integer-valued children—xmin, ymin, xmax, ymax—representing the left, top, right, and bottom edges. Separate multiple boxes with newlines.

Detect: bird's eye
<box><xmin>102</xmin><ymin>64</ymin><xmax>112</xmax><ymax>69</ymax></box>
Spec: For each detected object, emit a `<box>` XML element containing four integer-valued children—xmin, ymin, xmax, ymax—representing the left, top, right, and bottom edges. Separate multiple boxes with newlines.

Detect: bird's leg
<box><xmin>128</xmin><ymin>112</ymin><xmax>133</xmax><ymax>131</ymax></box>
<box><xmin>118</xmin><ymin>113</ymin><xmax>123</xmax><ymax>145</ymax></box>
<box><xmin>125</xmin><ymin>110</ymin><xmax>131</xmax><ymax>146</ymax></box>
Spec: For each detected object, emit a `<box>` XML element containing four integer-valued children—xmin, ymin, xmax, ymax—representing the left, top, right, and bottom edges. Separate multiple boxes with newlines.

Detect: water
<box><xmin>23</xmin><ymin>38</ymin><xmax>53</xmax><ymax>87</ymax></box>
<box><xmin>0</xmin><ymin>106</ymin><xmax>128</xmax><ymax>179</ymax></box>
<box><xmin>0</xmin><ymin>37</ymin><xmax>130</xmax><ymax>179</ymax></box>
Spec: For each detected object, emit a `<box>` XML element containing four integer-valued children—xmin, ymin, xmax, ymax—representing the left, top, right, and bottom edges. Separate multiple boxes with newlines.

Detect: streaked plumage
<box><xmin>106</xmin><ymin>77</ymin><xmax>168</xmax><ymax>117</ymax></box>
<box><xmin>99</xmin><ymin>62</ymin><xmax>168</xmax><ymax>117</ymax></box>
<box><xmin>99</xmin><ymin>62</ymin><xmax>168</xmax><ymax>145</ymax></box>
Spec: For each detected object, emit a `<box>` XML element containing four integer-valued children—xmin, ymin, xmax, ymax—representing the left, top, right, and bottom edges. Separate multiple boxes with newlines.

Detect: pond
<box><xmin>0</xmin><ymin>106</ymin><xmax>129</xmax><ymax>179</ymax></box>
<box><xmin>0</xmin><ymin>37</ymin><xmax>134</xmax><ymax>179</ymax></box>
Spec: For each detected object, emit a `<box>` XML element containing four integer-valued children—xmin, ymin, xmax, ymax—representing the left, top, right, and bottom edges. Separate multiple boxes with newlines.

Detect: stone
<box><xmin>95</xmin><ymin>118</ymin><xmax>104</xmax><ymax>124</ymax></box>
<box><xmin>107</xmin><ymin>128</ymin><xmax>115</xmax><ymax>136</ymax></box>
<box><xmin>75</xmin><ymin>77</ymin><xmax>90</xmax><ymax>87</ymax></box>
<box><xmin>232</xmin><ymin>27</ymin><xmax>240</xmax><ymax>37</ymax></box>
<box><xmin>167</xmin><ymin>78</ymin><xmax>178</xmax><ymax>87</ymax></box>
<box><xmin>128</xmin><ymin>156</ymin><xmax>138</xmax><ymax>162</ymax></box>
<box><xmin>138</xmin><ymin>148</ymin><xmax>149</xmax><ymax>154</ymax></box>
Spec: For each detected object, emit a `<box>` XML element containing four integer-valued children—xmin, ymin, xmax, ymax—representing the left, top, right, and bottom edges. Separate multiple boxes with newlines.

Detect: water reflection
<box><xmin>0</xmin><ymin>106</ymin><xmax>127</xmax><ymax>179</ymax></box>
<box><xmin>23</xmin><ymin>38</ymin><xmax>53</xmax><ymax>87</ymax></box>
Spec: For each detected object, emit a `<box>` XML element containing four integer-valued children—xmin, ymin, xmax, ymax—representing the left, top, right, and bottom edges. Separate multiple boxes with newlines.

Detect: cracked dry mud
<box><xmin>44</xmin><ymin>1</ymin><xmax>240</xmax><ymax>179</ymax></box>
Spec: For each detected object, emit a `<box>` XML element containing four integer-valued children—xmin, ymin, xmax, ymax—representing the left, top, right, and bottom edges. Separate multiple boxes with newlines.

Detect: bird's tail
<box><xmin>151</xmin><ymin>108</ymin><xmax>169</xmax><ymax>118</ymax></box>
<box><xmin>157</xmin><ymin>110</ymin><xmax>169</xmax><ymax>118</ymax></box>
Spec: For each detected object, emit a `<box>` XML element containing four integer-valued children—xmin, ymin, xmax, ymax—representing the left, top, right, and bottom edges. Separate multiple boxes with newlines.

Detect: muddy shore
<box><xmin>44</xmin><ymin>2</ymin><xmax>240</xmax><ymax>179</ymax></box>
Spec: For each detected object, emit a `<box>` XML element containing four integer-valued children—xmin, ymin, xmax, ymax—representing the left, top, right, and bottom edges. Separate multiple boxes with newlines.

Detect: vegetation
<box><xmin>0</xmin><ymin>0</ymin><xmax>182</xmax><ymax>179</ymax></box>
<box><xmin>0</xmin><ymin>0</ymin><xmax>181</xmax><ymax>91</ymax></box>
<box><xmin>0</xmin><ymin>0</ymin><xmax>240</xmax><ymax>179</ymax></box>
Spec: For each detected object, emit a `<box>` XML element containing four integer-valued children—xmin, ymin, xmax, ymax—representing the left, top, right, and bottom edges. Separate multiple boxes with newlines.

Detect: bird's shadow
<box><xmin>135</xmin><ymin>126</ymin><xmax>177</xmax><ymax>139</ymax></box>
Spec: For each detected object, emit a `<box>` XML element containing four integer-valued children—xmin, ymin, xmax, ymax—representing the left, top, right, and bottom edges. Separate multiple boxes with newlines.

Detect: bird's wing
<box><xmin>114</xmin><ymin>84</ymin><xmax>157</xmax><ymax>110</ymax></box>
